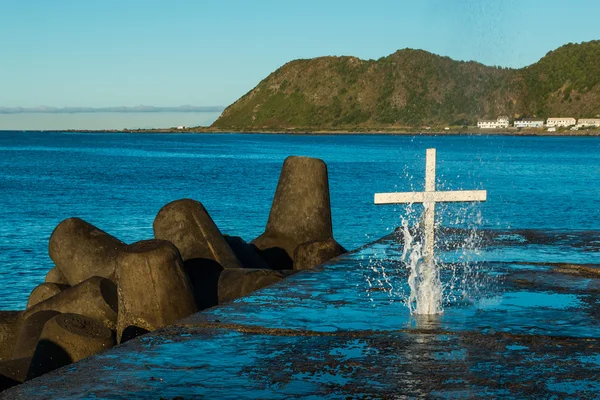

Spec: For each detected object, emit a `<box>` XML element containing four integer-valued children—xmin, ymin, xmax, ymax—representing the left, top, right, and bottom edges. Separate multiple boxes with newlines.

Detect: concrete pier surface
<box><xmin>3</xmin><ymin>230</ymin><xmax>600</xmax><ymax>398</ymax></box>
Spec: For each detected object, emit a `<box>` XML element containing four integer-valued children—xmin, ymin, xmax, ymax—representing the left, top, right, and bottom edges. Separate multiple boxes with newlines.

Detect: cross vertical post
<box><xmin>423</xmin><ymin>148</ymin><xmax>436</xmax><ymax>264</ymax></box>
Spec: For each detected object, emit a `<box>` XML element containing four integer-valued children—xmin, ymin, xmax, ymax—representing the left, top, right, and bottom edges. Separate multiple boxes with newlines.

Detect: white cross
<box><xmin>374</xmin><ymin>148</ymin><xmax>487</xmax><ymax>263</ymax></box>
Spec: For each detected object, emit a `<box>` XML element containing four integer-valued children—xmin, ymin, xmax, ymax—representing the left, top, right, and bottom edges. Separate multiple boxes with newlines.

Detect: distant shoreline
<box><xmin>4</xmin><ymin>127</ymin><xmax>599</xmax><ymax>137</ymax></box>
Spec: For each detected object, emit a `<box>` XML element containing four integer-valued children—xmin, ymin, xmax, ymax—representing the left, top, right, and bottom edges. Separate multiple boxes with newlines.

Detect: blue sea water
<box><xmin>0</xmin><ymin>131</ymin><xmax>599</xmax><ymax>309</ymax></box>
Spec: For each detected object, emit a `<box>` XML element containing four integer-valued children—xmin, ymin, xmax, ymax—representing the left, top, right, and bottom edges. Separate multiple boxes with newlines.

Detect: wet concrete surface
<box><xmin>3</xmin><ymin>230</ymin><xmax>600</xmax><ymax>399</ymax></box>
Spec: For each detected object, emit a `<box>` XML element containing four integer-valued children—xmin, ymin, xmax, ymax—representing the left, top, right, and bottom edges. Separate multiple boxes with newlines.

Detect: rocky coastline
<box><xmin>15</xmin><ymin>127</ymin><xmax>600</xmax><ymax>136</ymax></box>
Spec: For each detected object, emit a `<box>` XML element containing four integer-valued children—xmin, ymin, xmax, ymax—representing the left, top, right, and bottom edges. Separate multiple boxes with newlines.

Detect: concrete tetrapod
<box><xmin>116</xmin><ymin>240</ymin><xmax>197</xmax><ymax>344</ymax></box>
<box><xmin>217</xmin><ymin>269</ymin><xmax>295</xmax><ymax>304</ymax></box>
<box><xmin>49</xmin><ymin>217</ymin><xmax>126</xmax><ymax>285</ymax></box>
<box><xmin>251</xmin><ymin>156</ymin><xmax>341</xmax><ymax>269</ymax></box>
<box><xmin>21</xmin><ymin>276</ymin><xmax>118</xmax><ymax>330</ymax></box>
<box><xmin>293</xmin><ymin>238</ymin><xmax>346</xmax><ymax>270</ymax></box>
<box><xmin>44</xmin><ymin>267</ymin><xmax>69</xmax><ymax>285</ymax></box>
<box><xmin>26</xmin><ymin>283</ymin><xmax>69</xmax><ymax>308</ymax></box>
<box><xmin>0</xmin><ymin>357</ymin><xmax>31</xmax><ymax>392</ymax></box>
<box><xmin>12</xmin><ymin>310</ymin><xmax>61</xmax><ymax>359</ymax></box>
<box><xmin>0</xmin><ymin>312</ymin><xmax>21</xmax><ymax>361</ymax></box>
<box><xmin>26</xmin><ymin>313</ymin><xmax>115</xmax><ymax>380</ymax></box>
<box><xmin>153</xmin><ymin>199</ymin><xmax>241</xmax><ymax>268</ymax></box>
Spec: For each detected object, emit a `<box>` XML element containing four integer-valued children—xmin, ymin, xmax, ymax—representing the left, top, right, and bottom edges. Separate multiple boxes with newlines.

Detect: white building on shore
<box><xmin>577</xmin><ymin>118</ymin><xmax>600</xmax><ymax>128</ymax></box>
<box><xmin>477</xmin><ymin>119</ymin><xmax>499</xmax><ymax>129</ymax></box>
<box><xmin>477</xmin><ymin>116</ymin><xmax>509</xmax><ymax>129</ymax></box>
<box><xmin>514</xmin><ymin>118</ymin><xmax>544</xmax><ymax>128</ymax></box>
<box><xmin>546</xmin><ymin>117</ymin><xmax>576</xmax><ymax>127</ymax></box>
<box><xmin>497</xmin><ymin>116</ymin><xmax>509</xmax><ymax>128</ymax></box>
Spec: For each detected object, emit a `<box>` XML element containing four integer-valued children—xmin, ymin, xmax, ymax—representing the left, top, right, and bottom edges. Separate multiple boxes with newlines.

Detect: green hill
<box><xmin>212</xmin><ymin>41</ymin><xmax>600</xmax><ymax>131</ymax></box>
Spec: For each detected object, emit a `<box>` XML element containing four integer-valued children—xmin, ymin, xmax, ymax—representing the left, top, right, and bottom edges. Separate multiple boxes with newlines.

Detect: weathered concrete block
<box><xmin>293</xmin><ymin>238</ymin><xmax>347</xmax><ymax>270</ymax></box>
<box><xmin>26</xmin><ymin>283</ymin><xmax>69</xmax><ymax>308</ymax></box>
<box><xmin>217</xmin><ymin>269</ymin><xmax>294</xmax><ymax>304</ymax></box>
<box><xmin>26</xmin><ymin>313</ymin><xmax>115</xmax><ymax>380</ymax></box>
<box><xmin>116</xmin><ymin>240</ymin><xmax>197</xmax><ymax>344</ymax></box>
<box><xmin>49</xmin><ymin>217</ymin><xmax>126</xmax><ymax>285</ymax></box>
<box><xmin>153</xmin><ymin>199</ymin><xmax>241</xmax><ymax>268</ymax></box>
<box><xmin>224</xmin><ymin>235</ymin><xmax>271</xmax><ymax>269</ymax></box>
<box><xmin>22</xmin><ymin>276</ymin><xmax>118</xmax><ymax>330</ymax></box>
<box><xmin>0</xmin><ymin>312</ymin><xmax>21</xmax><ymax>361</ymax></box>
<box><xmin>44</xmin><ymin>267</ymin><xmax>69</xmax><ymax>285</ymax></box>
<box><xmin>12</xmin><ymin>311</ymin><xmax>61</xmax><ymax>360</ymax></box>
<box><xmin>251</xmin><ymin>156</ymin><xmax>334</xmax><ymax>269</ymax></box>
<box><xmin>0</xmin><ymin>357</ymin><xmax>31</xmax><ymax>392</ymax></box>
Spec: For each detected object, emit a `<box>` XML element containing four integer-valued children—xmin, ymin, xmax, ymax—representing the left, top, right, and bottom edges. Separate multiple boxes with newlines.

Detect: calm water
<box><xmin>1</xmin><ymin>132</ymin><xmax>599</xmax><ymax>309</ymax></box>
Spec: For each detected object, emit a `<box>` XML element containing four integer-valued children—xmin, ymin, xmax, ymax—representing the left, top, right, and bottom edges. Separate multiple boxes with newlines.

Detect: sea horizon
<box><xmin>0</xmin><ymin>111</ymin><xmax>222</xmax><ymax>131</ymax></box>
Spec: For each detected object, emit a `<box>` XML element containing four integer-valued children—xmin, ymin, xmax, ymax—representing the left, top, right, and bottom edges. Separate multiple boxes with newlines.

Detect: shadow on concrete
<box><xmin>184</xmin><ymin>259</ymin><xmax>224</xmax><ymax>310</ymax></box>
<box><xmin>27</xmin><ymin>340</ymin><xmax>72</xmax><ymax>380</ymax></box>
<box><xmin>120</xmin><ymin>326</ymin><xmax>150</xmax><ymax>344</ymax></box>
<box><xmin>0</xmin><ymin>375</ymin><xmax>19</xmax><ymax>393</ymax></box>
<box><xmin>251</xmin><ymin>246</ymin><xmax>292</xmax><ymax>270</ymax></box>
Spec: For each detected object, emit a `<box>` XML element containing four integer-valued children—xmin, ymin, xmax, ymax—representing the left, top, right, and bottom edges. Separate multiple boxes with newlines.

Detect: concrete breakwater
<box><xmin>0</xmin><ymin>156</ymin><xmax>346</xmax><ymax>392</ymax></box>
<box><xmin>1</xmin><ymin>230</ymin><xmax>599</xmax><ymax>398</ymax></box>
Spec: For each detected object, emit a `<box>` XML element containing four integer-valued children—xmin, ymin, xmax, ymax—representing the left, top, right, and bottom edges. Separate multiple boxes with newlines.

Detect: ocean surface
<box><xmin>1</xmin><ymin>132</ymin><xmax>599</xmax><ymax>309</ymax></box>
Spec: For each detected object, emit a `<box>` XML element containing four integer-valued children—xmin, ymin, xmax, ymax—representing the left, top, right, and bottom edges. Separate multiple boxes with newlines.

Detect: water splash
<box><xmin>360</xmin><ymin>199</ymin><xmax>489</xmax><ymax>315</ymax></box>
<box><xmin>399</xmin><ymin>212</ymin><xmax>443</xmax><ymax>314</ymax></box>
<box><xmin>397</xmin><ymin>199</ymin><xmax>490</xmax><ymax>314</ymax></box>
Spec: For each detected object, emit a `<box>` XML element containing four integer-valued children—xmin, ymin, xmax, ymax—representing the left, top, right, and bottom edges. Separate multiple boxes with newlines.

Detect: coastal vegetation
<box><xmin>211</xmin><ymin>41</ymin><xmax>600</xmax><ymax>131</ymax></box>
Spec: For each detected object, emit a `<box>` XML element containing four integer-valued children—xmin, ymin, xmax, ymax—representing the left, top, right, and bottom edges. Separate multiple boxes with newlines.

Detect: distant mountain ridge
<box><xmin>212</xmin><ymin>41</ymin><xmax>600</xmax><ymax>130</ymax></box>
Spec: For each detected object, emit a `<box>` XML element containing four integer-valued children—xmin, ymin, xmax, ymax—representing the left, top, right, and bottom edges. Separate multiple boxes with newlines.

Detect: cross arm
<box><xmin>374</xmin><ymin>190</ymin><xmax>487</xmax><ymax>205</ymax></box>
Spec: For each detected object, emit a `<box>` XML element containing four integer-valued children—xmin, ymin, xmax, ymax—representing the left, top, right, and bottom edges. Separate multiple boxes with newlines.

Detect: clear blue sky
<box><xmin>1</xmin><ymin>0</ymin><xmax>599</xmax><ymax>109</ymax></box>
